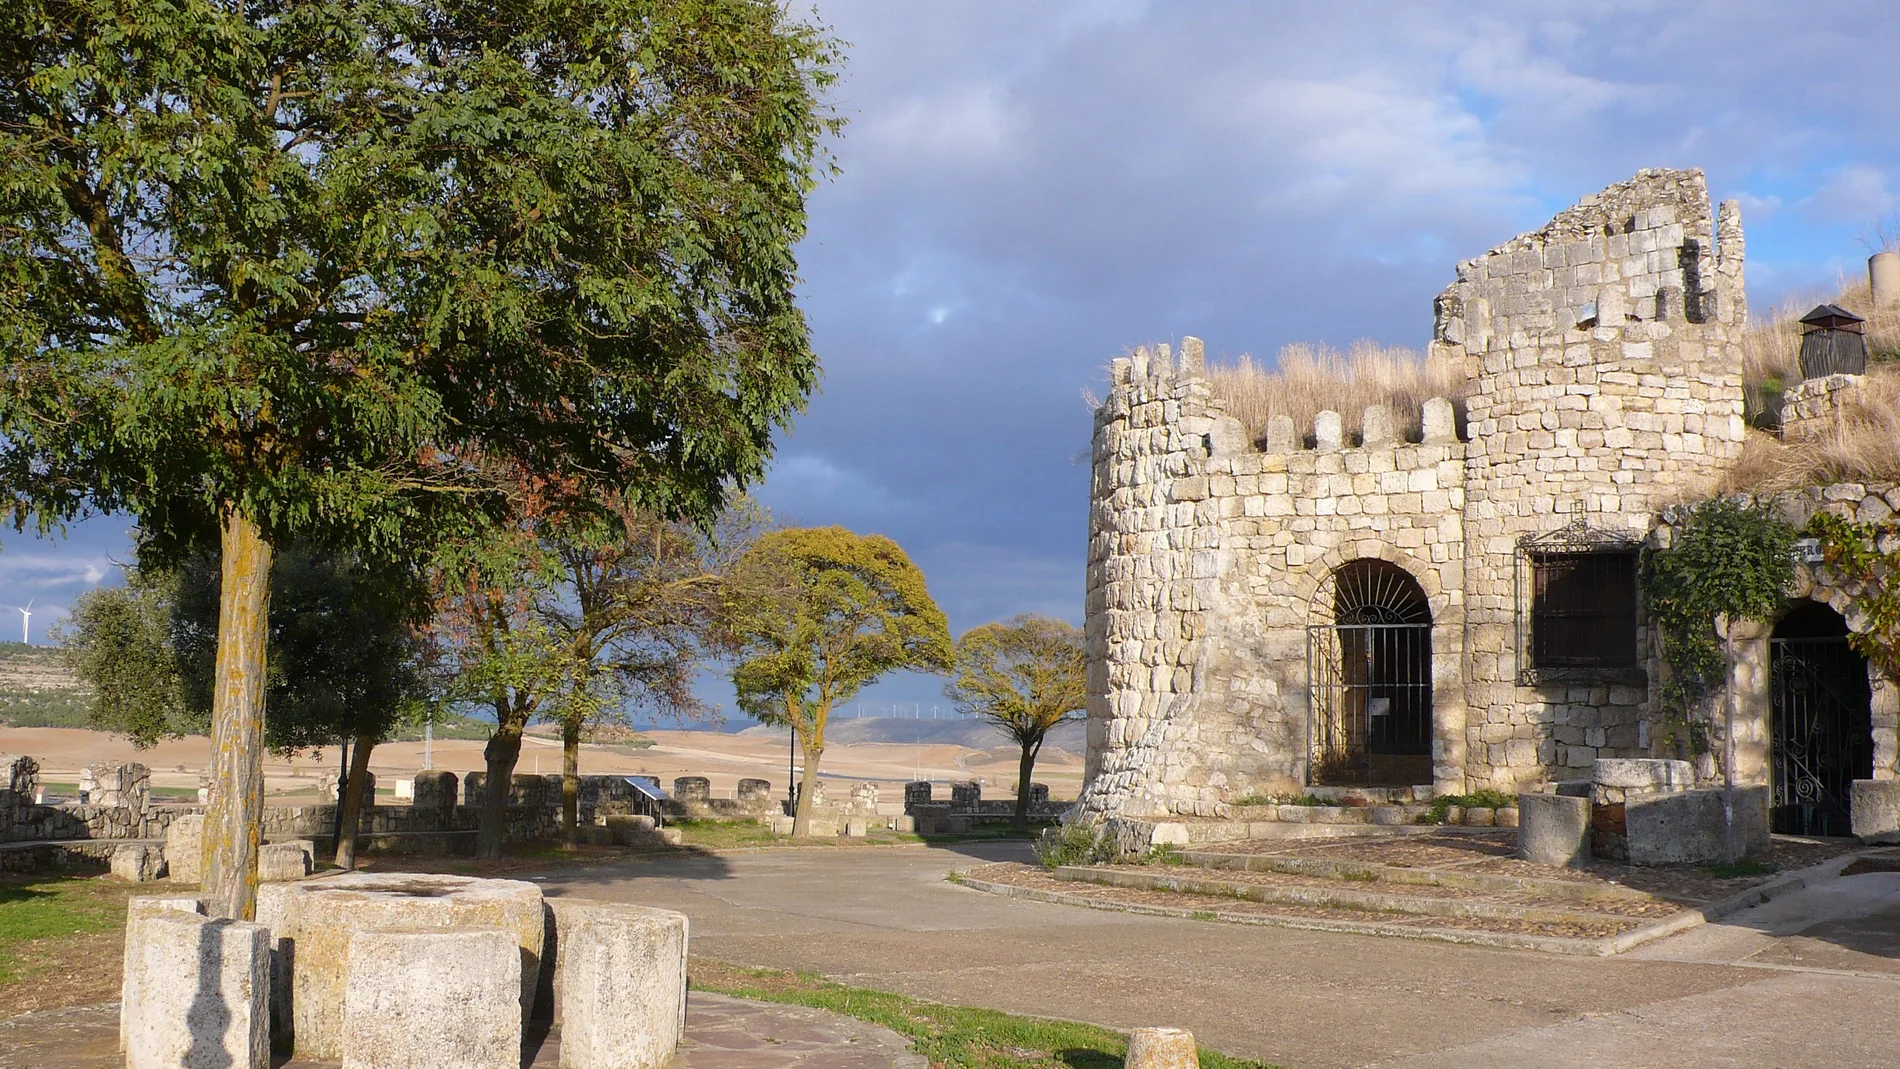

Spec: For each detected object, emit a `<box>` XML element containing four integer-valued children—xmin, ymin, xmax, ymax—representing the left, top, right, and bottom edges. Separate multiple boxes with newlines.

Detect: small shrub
<box><xmin>1033</xmin><ymin>821</ymin><xmax>1119</xmax><ymax>869</ymax></box>
<box><xmin>1419</xmin><ymin>788</ymin><xmax>1518</xmax><ymax>824</ymax></box>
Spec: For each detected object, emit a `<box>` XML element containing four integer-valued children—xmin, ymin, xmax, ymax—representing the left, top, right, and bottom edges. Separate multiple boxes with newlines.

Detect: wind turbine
<box><xmin>16</xmin><ymin>600</ymin><xmax>31</xmax><ymax>645</ymax></box>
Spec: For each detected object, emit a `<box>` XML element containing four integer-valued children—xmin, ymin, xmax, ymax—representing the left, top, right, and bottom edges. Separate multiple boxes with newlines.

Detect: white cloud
<box><xmin>1806</xmin><ymin>164</ymin><xmax>1896</xmax><ymax>226</ymax></box>
<box><xmin>0</xmin><ymin>552</ymin><xmax>112</xmax><ymax>592</ymax></box>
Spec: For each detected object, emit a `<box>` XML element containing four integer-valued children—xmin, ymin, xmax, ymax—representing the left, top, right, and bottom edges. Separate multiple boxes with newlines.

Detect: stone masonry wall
<box><xmin>1450</xmin><ymin>168</ymin><xmax>1748</xmax><ymax>789</ymax></box>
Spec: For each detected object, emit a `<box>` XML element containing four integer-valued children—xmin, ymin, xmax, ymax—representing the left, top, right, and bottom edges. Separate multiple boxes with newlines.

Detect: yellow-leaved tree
<box><xmin>729</xmin><ymin>527</ymin><xmax>953</xmax><ymax>836</ymax></box>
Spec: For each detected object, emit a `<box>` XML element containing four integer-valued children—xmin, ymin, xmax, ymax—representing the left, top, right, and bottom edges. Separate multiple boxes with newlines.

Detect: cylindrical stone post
<box><xmin>543</xmin><ymin>898</ymin><xmax>689</xmax><ymax>1068</ymax></box>
<box><xmin>342</xmin><ymin>928</ymin><xmax>521</xmax><ymax>1069</ymax></box>
<box><xmin>1125</xmin><ymin>1026</ymin><xmax>1199</xmax><ymax>1068</ymax></box>
<box><xmin>1871</xmin><ymin>251</ymin><xmax>1900</xmax><ymax>310</ymax></box>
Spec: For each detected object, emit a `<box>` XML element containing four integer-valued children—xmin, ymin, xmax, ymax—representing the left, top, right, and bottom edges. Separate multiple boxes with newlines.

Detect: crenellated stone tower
<box><xmin>1076</xmin><ymin>168</ymin><xmax>1763</xmax><ymax>826</ymax></box>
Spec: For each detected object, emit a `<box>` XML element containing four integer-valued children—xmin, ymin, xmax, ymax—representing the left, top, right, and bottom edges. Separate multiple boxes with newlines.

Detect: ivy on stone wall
<box><xmin>1806</xmin><ymin>511</ymin><xmax>1900</xmax><ymax>679</ymax></box>
<box><xmin>1641</xmin><ymin>499</ymin><xmax>1798</xmax><ymax>754</ymax></box>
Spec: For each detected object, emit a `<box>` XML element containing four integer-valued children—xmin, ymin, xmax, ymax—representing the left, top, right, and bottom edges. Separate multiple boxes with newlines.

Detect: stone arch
<box><xmin>1293</xmin><ymin>541</ymin><xmax>1448</xmax><ymax>624</ymax></box>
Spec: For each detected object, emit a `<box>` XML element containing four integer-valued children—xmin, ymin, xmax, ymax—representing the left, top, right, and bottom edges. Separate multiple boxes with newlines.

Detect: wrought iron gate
<box><xmin>1308</xmin><ymin>622</ymin><xmax>1433</xmax><ymax>785</ymax></box>
<box><xmin>1769</xmin><ymin>636</ymin><xmax>1873</xmax><ymax>836</ymax></box>
<box><xmin>1308</xmin><ymin>560</ymin><xmax>1434</xmax><ymax>787</ymax></box>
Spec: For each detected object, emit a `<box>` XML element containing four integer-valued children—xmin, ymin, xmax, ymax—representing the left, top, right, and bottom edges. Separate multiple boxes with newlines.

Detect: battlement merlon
<box><xmin>1432</xmin><ymin>168</ymin><xmax>1746</xmax><ymax>354</ymax></box>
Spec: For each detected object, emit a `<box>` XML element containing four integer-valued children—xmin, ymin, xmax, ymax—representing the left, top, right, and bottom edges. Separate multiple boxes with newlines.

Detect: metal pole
<box><xmin>1724</xmin><ymin>629</ymin><xmax>1738</xmax><ymax>863</ymax></box>
<box><xmin>330</xmin><ymin>738</ymin><xmax>350</xmax><ymax>850</ymax></box>
<box><xmin>423</xmin><ymin>708</ymin><xmax>434</xmax><ymax>772</ymax></box>
<box><xmin>787</xmin><ymin>722</ymin><xmax>796</xmax><ymax>814</ymax></box>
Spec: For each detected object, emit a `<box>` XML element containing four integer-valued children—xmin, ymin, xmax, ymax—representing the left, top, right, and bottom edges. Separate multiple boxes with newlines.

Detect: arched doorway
<box><xmin>1770</xmin><ymin>602</ymin><xmax>1874</xmax><ymax>835</ymax></box>
<box><xmin>1308</xmin><ymin>560</ymin><xmax>1433</xmax><ymax>786</ymax></box>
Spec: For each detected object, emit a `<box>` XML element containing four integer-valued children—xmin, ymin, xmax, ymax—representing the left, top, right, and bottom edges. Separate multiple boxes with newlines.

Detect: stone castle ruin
<box><xmin>1075</xmin><ymin>169</ymin><xmax>1900</xmax><ymax>838</ymax></box>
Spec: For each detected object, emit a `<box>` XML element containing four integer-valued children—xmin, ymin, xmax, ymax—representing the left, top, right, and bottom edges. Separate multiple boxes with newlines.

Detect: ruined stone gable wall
<box><xmin>1449</xmin><ymin>169</ymin><xmax>1749</xmax><ymax>789</ymax></box>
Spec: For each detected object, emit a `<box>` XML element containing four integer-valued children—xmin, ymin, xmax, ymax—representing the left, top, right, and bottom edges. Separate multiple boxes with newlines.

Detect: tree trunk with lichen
<box><xmin>202</xmin><ymin>510</ymin><xmax>273</xmax><ymax>920</ymax></box>
<box><xmin>333</xmin><ymin>733</ymin><xmax>376</xmax><ymax>870</ymax></box>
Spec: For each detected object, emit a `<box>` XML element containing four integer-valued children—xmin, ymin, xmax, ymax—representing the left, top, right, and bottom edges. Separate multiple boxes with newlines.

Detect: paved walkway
<box><xmin>0</xmin><ymin>993</ymin><xmax>924</xmax><ymax>1069</ymax></box>
<box><xmin>536</xmin><ymin>841</ymin><xmax>1900</xmax><ymax>1069</ymax></box>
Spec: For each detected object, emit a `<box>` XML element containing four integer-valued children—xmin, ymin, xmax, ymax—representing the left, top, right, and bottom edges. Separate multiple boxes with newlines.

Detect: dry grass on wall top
<box><xmin>1723</xmin><ymin>369</ymin><xmax>1900</xmax><ymax>494</ymax></box>
<box><xmin>1741</xmin><ymin>279</ymin><xmax>1900</xmax><ymax>423</ymax></box>
<box><xmin>1728</xmin><ymin>279</ymin><xmax>1900</xmax><ymax>494</ymax></box>
<box><xmin>1203</xmin><ymin>341</ymin><xmax>1468</xmax><ymax>448</ymax></box>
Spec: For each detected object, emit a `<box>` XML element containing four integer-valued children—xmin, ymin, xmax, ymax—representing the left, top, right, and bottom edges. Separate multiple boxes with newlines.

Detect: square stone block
<box><xmin>1518</xmin><ymin>793</ymin><xmax>1590</xmax><ymax>866</ymax></box>
<box><xmin>542</xmin><ymin>898</ymin><xmax>688</xmax><ymax>1069</ymax></box>
<box><xmin>342</xmin><ymin>928</ymin><xmax>520</xmax><ymax>1069</ymax></box>
<box><xmin>126</xmin><ymin>912</ymin><xmax>270</xmax><ymax>1069</ymax></box>
<box><xmin>166</xmin><ymin>813</ymin><xmax>205</xmax><ymax>885</ymax></box>
<box><xmin>1626</xmin><ymin>786</ymin><xmax>1770</xmax><ymax>866</ymax></box>
<box><xmin>112</xmin><ymin>843</ymin><xmax>166</xmax><ymax>882</ymax></box>
<box><xmin>121</xmin><ymin>895</ymin><xmax>204</xmax><ymax>1051</ymax></box>
<box><xmin>259</xmin><ymin>840</ymin><xmax>313</xmax><ymax>882</ymax></box>
<box><xmin>1851</xmin><ymin>779</ymin><xmax>1900</xmax><ymax>842</ymax></box>
<box><xmin>262</xmin><ymin>872</ymin><xmax>543</xmax><ymax>1059</ymax></box>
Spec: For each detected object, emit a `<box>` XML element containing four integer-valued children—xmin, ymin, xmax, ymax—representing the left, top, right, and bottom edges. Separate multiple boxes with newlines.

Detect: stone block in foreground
<box><xmin>541</xmin><ymin>897</ymin><xmax>688</xmax><ymax>1069</ymax></box>
<box><xmin>1517</xmin><ymin>793</ymin><xmax>1590</xmax><ymax>866</ymax></box>
<box><xmin>125</xmin><ymin>912</ymin><xmax>270</xmax><ymax>1069</ymax></box>
<box><xmin>120</xmin><ymin>895</ymin><xmax>204</xmax><ymax>1051</ymax></box>
<box><xmin>1851</xmin><ymin>779</ymin><xmax>1900</xmax><ymax>842</ymax></box>
<box><xmin>261</xmin><ymin>872</ymin><xmax>543</xmax><ymax>1059</ymax></box>
<box><xmin>342</xmin><ymin>928</ymin><xmax>520</xmax><ymax>1069</ymax></box>
<box><xmin>1126</xmin><ymin>1026</ymin><xmax>1199</xmax><ymax>1068</ymax></box>
<box><xmin>1626</xmin><ymin>786</ymin><xmax>1770</xmax><ymax>865</ymax></box>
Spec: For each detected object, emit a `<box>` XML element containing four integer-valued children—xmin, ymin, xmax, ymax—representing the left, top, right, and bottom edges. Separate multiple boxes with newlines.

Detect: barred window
<box><xmin>1516</xmin><ymin>523</ymin><xmax>1643</xmax><ymax>685</ymax></box>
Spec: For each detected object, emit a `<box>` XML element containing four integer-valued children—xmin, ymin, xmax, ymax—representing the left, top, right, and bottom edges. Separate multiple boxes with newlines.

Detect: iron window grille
<box><xmin>1515</xmin><ymin>520</ymin><xmax>1644</xmax><ymax>686</ymax></box>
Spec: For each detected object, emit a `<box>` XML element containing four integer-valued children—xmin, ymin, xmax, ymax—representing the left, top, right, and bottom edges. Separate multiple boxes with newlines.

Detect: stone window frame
<box><xmin>1515</xmin><ymin>519</ymin><xmax>1646</xmax><ymax>686</ymax></box>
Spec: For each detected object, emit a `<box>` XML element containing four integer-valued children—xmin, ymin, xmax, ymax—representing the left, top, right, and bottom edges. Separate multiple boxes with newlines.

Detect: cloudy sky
<box><xmin>8</xmin><ymin>1</ymin><xmax>1900</xmax><ymax>721</ymax></box>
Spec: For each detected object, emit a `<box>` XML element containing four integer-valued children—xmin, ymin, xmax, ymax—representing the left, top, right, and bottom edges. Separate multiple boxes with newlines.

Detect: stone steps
<box><xmin>1051</xmin><ymin>864</ymin><xmax>1667</xmax><ymax>928</ymax></box>
<box><xmin>1172</xmin><ymin>847</ymin><xmax>1655</xmax><ymax>904</ymax></box>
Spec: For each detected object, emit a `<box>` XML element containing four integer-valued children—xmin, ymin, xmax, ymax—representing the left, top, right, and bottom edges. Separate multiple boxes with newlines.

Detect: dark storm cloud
<box><xmin>14</xmin><ymin>2</ymin><xmax>1900</xmax><ymax>717</ymax></box>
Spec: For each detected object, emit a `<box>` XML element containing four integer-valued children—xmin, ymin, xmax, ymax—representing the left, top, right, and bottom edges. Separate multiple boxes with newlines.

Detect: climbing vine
<box><xmin>1805</xmin><ymin>511</ymin><xmax>1900</xmax><ymax>679</ymax></box>
<box><xmin>1640</xmin><ymin>499</ymin><xmax>1798</xmax><ymax>754</ymax></box>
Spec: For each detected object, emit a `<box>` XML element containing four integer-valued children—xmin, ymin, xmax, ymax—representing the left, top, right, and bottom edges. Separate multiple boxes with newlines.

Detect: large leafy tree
<box><xmin>730</xmin><ymin>527</ymin><xmax>953</xmax><ymax>837</ymax></box>
<box><xmin>944</xmin><ymin>615</ymin><xmax>1086</xmax><ymax>831</ymax></box>
<box><xmin>0</xmin><ymin>0</ymin><xmax>837</xmax><ymax>916</ymax></box>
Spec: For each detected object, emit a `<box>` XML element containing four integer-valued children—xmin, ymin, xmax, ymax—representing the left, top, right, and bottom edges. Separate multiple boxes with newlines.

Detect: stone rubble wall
<box><xmin>1781</xmin><ymin>373</ymin><xmax>1865</xmax><ymax>439</ymax></box>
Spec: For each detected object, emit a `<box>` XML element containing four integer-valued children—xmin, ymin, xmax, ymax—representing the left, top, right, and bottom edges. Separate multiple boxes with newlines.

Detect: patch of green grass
<box><xmin>690</xmin><ymin>959</ymin><xmax>1282</xmax><ymax>1069</ymax></box>
<box><xmin>1419</xmin><ymin>788</ymin><xmax>1518</xmax><ymax>824</ymax></box>
<box><xmin>0</xmin><ymin>876</ymin><xmax>129</xmax><ymax>986</ymax></box>
<box><xmin>1700</xmin><ymin>858</ymin><xmax>1776</xmax><ymax>879</ymax></box>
